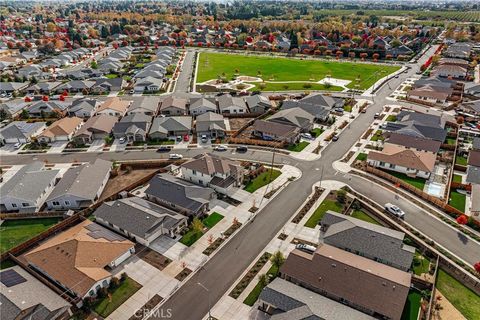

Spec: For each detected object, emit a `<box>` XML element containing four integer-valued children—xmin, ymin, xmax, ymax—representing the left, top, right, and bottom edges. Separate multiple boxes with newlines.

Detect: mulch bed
<box><xmin>129</xmin><ymin>295</ymin><xmax>163</xmax><ymax>320</ymax></box>
<box><xmin>202</xmin><ymin>221</ymin><xmax>243</xmax><ymax>256</ymax></box>
<box><xmin>362</xmin><ymin>128</ymin><xmax>374</xmax><ymax>140</ymax></box>
<box><xmin>229</xmin><ymin>252</ymin><xmax>271</xmax><ymax>299</ymax></box>
<box><xmin>136</xmin><ymin>245</ymin><xmax>172</xmax><ymax>271</ymax></box>
<box><xmin>175</xmin><ymin>267</ymin><xmax>192</xmax><ymax>281</ymax></box>
<box><xmin>277</xmin><ymin>233</ymin><xmax>288</xmax><ymax>240</ymax></box>
<box><xmin>291</xmin><ymin>187</ymin><xmax>324</xmax><ymax>224</ymax></box>
<box><xmin>248</xmin><ymin>206</ymin><xmax>259</xmax><ymax>213</ymax></box>
<box><xmin>341</xmin><ymin>151</ymin><xmax>355</xmax><ymax>163</ymax></box>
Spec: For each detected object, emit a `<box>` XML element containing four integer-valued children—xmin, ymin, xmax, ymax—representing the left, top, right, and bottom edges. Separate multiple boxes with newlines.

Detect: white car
<box><xmin>169</xmin><ymin>153</ymin><xmax>183</xmax><ymax>160</ymax></box>
<box><xmin>200</xmin><ymin>135</ymin><xmax>208</xmax><ymax>143</ymax></box>
<box><xmin>384</xmin><ymin>203</ymin><xmax>405</xmax><ymax>219</ymax></box>
<box><xmin>296</xmin><ymin>243</ymin><xmax>316</xmax><ymax>253</ymax></box>
<box><xmin>119</xmin><ymin>137</ymin><xmax>127</xmax><ymax>144</ymax></box>
<box><xmin>301</xmin><ymin>133</ymin><xmax>313</xmax><ymax>140</ymax></box>
<box><xmin>13</xmin><ymin>142</ymin><xmax>23</xmax><ymax>149</ymax></box>
<box><xmin>213</xmin><ymin>145</ymin><xmax>227</xmax><ymax>151</ymax></box>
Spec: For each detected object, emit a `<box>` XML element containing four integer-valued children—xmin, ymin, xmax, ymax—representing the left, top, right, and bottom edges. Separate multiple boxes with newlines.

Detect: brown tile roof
<box><xmin>368</xmin><ymin>143</ymin><xmax>436</xmax><ymax>173</ymax></box>
<box><xmin>96</xmin><ymin>97</ymin><xmax>131</xmax><ymax>113</ymax></box>
<box><xmin>280</xmin><ymin>245</ymin><xmax>411</xmax><ymax>320</ymax></box>
<box><xmin>181</xmin><ymin>153</ymin><xmax>241</xmax><ymax>176</ymax></box>
<box><xmin>161</xmin><ymin>96</ymin><xmax>187</xmax><ymax>111</ymax></box>
<box><xmin>407</xmin><ymin>85</ymin><xmax>452</xmax><ymax>100</ymax></box>
<box><xmin>40</xmin><ymin>117</ymin><xmax>83</xmax><ymax>138</ymax></box>
<box><xmin>468</xmin><ymin>150</ymin><xmax>480</xmax><ymax>167</ymax></box>
<box><xmin>23</xmin><ymin>220</ymin><xmax>133</xmax><ymax>297</ymax></box>
<box><xmin>74</xmin><ymin>114</ymin><xmax>118</xmax><ymax>137</ymax></box>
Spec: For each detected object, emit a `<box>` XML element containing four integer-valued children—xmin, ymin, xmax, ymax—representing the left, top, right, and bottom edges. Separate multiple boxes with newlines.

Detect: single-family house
<box><xmin>149</xmin><ymin>116</ymin><xmax>192</xmax><ymax>140</ymax></box>
<box><xmin>0</xmin><ymin>82</ymin><xmax>29</xmax><ymax>94</ymax></box>
<box><xmin>217</xmin><ymin>94</ymin><xmax>247</xmax><ymax>114</ymax></box>
<box><xmin>279</xmin><ymin>244</ymin><xmax>411</xmax><ymax>320</ymax></box>
<box><xmin>126</xmin><ymin>97</ymin><xmax>160</xmax><ymax>116</ymax></box>
<box><xmin>26</xmin><ymin>82</ymin><xmax>63</xmax><ymax>95</ymax></box>
<box><xmin>195</xmin><ymin>112</ymin><xmax>227</xmax><ymax>138</ymax></box>
<box><xmin>268</xmin><ymin>107</ymin><xmax>314</xmax><ymax>132</ymax></box>
<box><xmin>37</xmin><ymin>117</ymin><xmax>83</xmax><ymax>143</ymax></box>
<box><xmin>0</xmin><ymin>162</ymin><xmax>60</xmax><ymax>212</ymax></box>
<box><xmin>252</xmin><ymin>119</ymin><xmax>300</xmax><ymax>144</ymax></box>
<box><xmin>45</xmin><ymin>159</ymin><xmax>111</xmax><ymax>210</ymax></box>
<box><xmin>94</xmin><ymin>197</ymin><xmax>187</xmax><ymax>244</ymax></box>
<box><xmin>67</xmin><ymin>98</ymin><xmax>101</xmax><ymax>118</ymax></box>
<box><xmin>180</xmin><ymin>153</ymin><xmax>244</xmax><ymax>194</ymax></box>
<box><xmin>145</xmin><ymin>173</ymin><xmax>214</xmax><ymax>217</ymax></box>
<box><xmin>22</xmin><ymin>220</ymin><xmax>134</xmax><ymax>299</ymax></box>
<box><xmin>245</xmin><ymin>95</ymin><xmax>271</xmax><ymax>114</ymax></box>
<box><xmin>112</xmin><ymin>113</ymin><xmax>152</xmax><ymax>142</ymax></box>
<box><xmin>0</xmin><ymin>121</ymin><xmax>46</xmax><ymax>144</ymax></box>
<box><xmin>26</xmin><ymin>101</ymin><xmax>69</xmax><ymax>118</ymax></box>
<box><xmin>160</xmin><ymin>96</ymin><xmax>188</xmax><ymax>116</ymax></box>
<box><xmin>92</xmin><ymin>78</ymin><xmax>125</xmax><ymax>94</ymax></box>
<box><xmin>188</xmin><ymin>97</ymin><xmax>218</xmax><ymax>116</ymax></box>
<box><xmin>95</xmin><ymin>97</ymin><xmax>131</xmax><ymax>117</ymax></box>
<box><xmin>72</xmin><ymin>114</ymin><xmax>117</xmax><ymax>144</ymax></box>
<box><xmin>134</xmin><ymin>76</ymin><xmax>164</xmax><ymax>93</ymax></box>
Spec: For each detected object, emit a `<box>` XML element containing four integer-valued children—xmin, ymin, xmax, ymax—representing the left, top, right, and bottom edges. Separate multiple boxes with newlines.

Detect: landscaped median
<box><xmin>179</xmin><ymin>212</ymin><xmax>224</xmax><ymax>246</ymax></box>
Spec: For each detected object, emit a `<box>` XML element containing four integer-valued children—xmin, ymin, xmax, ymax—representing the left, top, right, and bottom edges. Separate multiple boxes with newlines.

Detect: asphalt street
<box><xmin>2</xmin><ymin>45</ymin><xmax>477</xmax><ymax>320</ymax></box>
<box><xmin>174</xmin><ymin>50</ymin><xmax>196</xmax><ymax>92</ymax></box>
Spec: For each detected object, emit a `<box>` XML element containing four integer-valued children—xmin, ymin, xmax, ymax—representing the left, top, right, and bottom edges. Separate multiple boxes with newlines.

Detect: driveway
<box><xmin>110</xmin><ymin>139</ymin><xmax>127</xmax><ymax>151</ymax></box>
<box><xmin>149</xmin><ymin>236</ymin><xmax>187</xmax><ymax>261</ymax></box>
<box><xmin>47</xmin><ymin>141</ymin><xmax>68</xmax><ymax>153</ymax></box>
<box><xmin>87</xmin><ymin>139</ymin><xmax>105</xmax><ymax>152</ymax></box>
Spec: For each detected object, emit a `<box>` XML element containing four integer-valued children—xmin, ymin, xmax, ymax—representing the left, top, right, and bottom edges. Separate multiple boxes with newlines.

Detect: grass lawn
<box><xmin>179</xmin><ymin>212</ymin><xmax>225</xmax><ymax>246</ymax></box>
<box><xmin>437</xmin><ymin>269</ymin><xmax>480</xmax><ymax>320</ymax></box>
<box><xmin>386</xmin><ymin>115</ymin><xmax>397</xmax><ymax>122</ymax></box>
<box><xmin>244</xmin><ymin>169</ymin><xmax>282</xmax><ymax>193</ymax></box>
<box><xmin>252</xmin><ymin>82</ymin><xmax>342</xmax><ymax>92</ymax></box>
<box><xmin>453</xmin><ymin>174</ymin><xmax>463</xmax><ymax>183</ymax></box>
<box><xmin>412</xmin><ymin>251</ymin><xmax>430</xmax><ymax>276</ymax></box>
<box><xmin>449</xmin><ymin>190</ymin><xmax>466</xmax><ymax>212</ymax></box>
<box><xmin>243</xmin><ymin>264</ymin><xmax>279</xmax><ymax>306</ymax></box>
<box><xmin>305</xmin><ymin>199</ymin><xmax>343</xmax><ymax>228</ymax></box>
<box><xmin>202</xmin><ymin>212</ymin><xmax>224</xmax><ymax>229</ymax></box>
<box><xmin>401</xmin><ymin>290</ymin><xmax>422</xmax><ymax>320</ymax></box>
<box><xmin>356</xmin><ymin>152</ymin><xmax>368</xmax><ymax>161</ymax></box>
<box><xmin>351</xmin><ymin>210</ymin><xmax>381</xmax><ymax>225</ymax></box>
<box><xmin>0</xmin><ymin>259</ymin><xmax>15</xmax><ymax>270</ymax></box>
<box><xmin>343</xmin><ymin>105</ymin><xmax>353</xmax><ymax>112</ymax></box>
<box><xmin>287</xmin><ymin>141</ymin><xmax>309</xmax><ymax>152</ymax></box>
<box><xmin>370</xmin><ymin>130</ymin><xmax>384</xmax><ymax>141</ymax></box>
<box><xmin>105</xmin><ymin>73</ymin><xmax>118</xmax><ymax>79</ymax></box>
<box><xmin>455</xmin><ymin>155</ymin><xmax>468</xmax><ymax>166</ymax></box>
<box><xmin>446</xmin><ymin>138</ymin><xmax>456</xmax><ymax>145</ymax></box>
<box><xmin>384</xmin><ymin>171</ymin><xmax>426</xmax><ymax>190</ymax></box>
<box><xmin>310</xmin><ymin>128</ymin><xmax>324</xmax><ymax>138</ymax></box>
<box><xmin>94</xmin><ymin>277</ymin><xmax>142</xmax><ymax>317</ymax></box>
<box><xmin>0</xmin><ymin>218</ymin><xmax>61</xmax><ymax>253</ymax></box>
<box><xmin>197</xmin><ymin>52</ymin><xmax>400</xmax><ymax>90</ymax></box>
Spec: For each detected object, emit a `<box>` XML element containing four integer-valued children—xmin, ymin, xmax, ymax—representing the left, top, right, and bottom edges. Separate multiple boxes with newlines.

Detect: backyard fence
<box><xmin>0</xmin><ymin>211</ymin><xmax>64</xmax><ymax>219</ymax></box>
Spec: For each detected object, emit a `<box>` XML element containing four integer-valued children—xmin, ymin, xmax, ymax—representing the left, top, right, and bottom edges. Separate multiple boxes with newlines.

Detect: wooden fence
<box><xmin>0</xmin><ymin>211</ymin><xmax>64</xmax><ymax>219</ymax></box>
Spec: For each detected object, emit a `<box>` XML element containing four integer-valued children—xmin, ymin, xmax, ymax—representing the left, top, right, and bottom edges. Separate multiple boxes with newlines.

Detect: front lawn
<box><xmin>351</xmin><ymin>210</ymin><xmax>381</xmax><ymax>225</ymax></box>
<box><xmin>197</xmin><ymin>52</ymin><xmax>400</xmax><ymax>90</ymax></box>
<box><xmin>370</xmin><ymin>130</ymin><xmax>384</xmax><ymax>141</ymax></box>
<box><xmin>105</xmin><ymin>73</ymin><xmax>119</xmax><ymax>79</ymax></box>
<box><xmin>436</xmin><ymin>269</ymin><xmax>480</xmax><ymax>320</ymax></box>
<box><xmin>356</xmin><ymin>152</ymin><xmax>368</xmax><ymax>161</ymax></box>
<box><xmin>94</xmin><ymin>277</ymin><xmax>142</xmax><ymax>317</ymax></box>
<box><xmin>0</xmin><ymin>218</ymin><xmax>61</xmax><ymax>253</ymax></box>
<box><xmin>455</xmin><ymin>155</ymin><xmax>468</xmax><ymax>166</ymax></box>
<box><xmin>305</xmin><ymin>199</ymin><xmax>343</xmax><ymax>228</ymax></box>
<box><xmin>400</xmin><ymin>290</ymin><xmax>421</xmax><ymax>320</ymax></box>
<box><xmin>386</xmin><ymin>115</ymin><xmax>397</xmax><ymax>122</ymax></box>
<box><xmin>179</xmin><ymin>212</ymin><xmax>225</xmax><ymax>246</ymax></box>
<box><xmin>243</xmin><ymin>264</ymin><xmax>279</xmax><ymax>306</ymax></box>
<box><xmin>310</xmin><ymin>128</ymin><xmax>324</xmax><ymax>138</ymax></box>
<box><xmin>449</xmin><ymin>190</ymin><xmax>466</xmax><ymax>212</ymax></box>
<box><xmin>384</xmin><ymin>171</ymin><xmax>426</xmax><ymax>190</ymax></box>
<box><xmin>343</xmin><ymin>105</ymin><xmax>353</xmax><ymax>112</ymax></box>
<box><xmin>244</xmin><ymin>169</ymin><xmax>282</xmax><ymax>193</ymax></box>
<box><xmin>287</xmin><ymin>141</ymin><xmax>309</xmax><ymax>152</ymax></box>
<box><xmin>453</xmin><ymin>174</ymin><xmax>463</xmax><ymax>183</ymax></box>
<box><xmin>445</xmin><ymin>138</ymin><xmax>456</xmax><ymax>145</ymax></box>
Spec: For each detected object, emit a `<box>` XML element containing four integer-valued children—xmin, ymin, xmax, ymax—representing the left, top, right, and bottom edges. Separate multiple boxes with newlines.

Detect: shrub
<box><xmin>336</xmin><ymin>190</ymin><xmax>347</xmax><ymax>204</ymax></box>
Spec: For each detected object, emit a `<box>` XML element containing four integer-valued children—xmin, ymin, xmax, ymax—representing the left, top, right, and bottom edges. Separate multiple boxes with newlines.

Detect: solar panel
<box><xmin>85</xmin><ymin>223</ymin><xmax>126</xmax><ymax>242</ymax></box>
<box><xmin>0</xmin><ymin>269</ymin><xmax>27</xmax><ymax>287</ymax></box>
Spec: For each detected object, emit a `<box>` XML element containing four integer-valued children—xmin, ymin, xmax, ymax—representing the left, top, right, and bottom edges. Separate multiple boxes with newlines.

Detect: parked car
<box><xmin>334</xmin><ymin>107</ymin><xmax>344</xmax><ymax>114</ymax></box>
<box><xmin>301</xmin><ymin>133</ymin><xmax>313</xmax><ymax>140</ymax></box>
<box><xmin>360</xmin><ymin>108</ymin><xmax>367</xmax><ymax>113</ymax></box>
<box><xmin>384</xmin><ymin>203</ymin><xmax>405</xmax><ymax>219</ymax></box>
<box><xmin>374</xmin><ymin>112</ymin><xmax>380</xmax><ymax>119</ymax></box>
<box><xmin>349</xmin><ymin>114</ymin><xmax>355</xmax><ymax>119</ymax></box>
<box><xmin>332</xmin><ymin>134</ymin><xmax>339</xmax><ymax>141</ymax></box>
<box><xmin>213</xmin><ymin>145</ymin><xmax>228</xmax><ymax>151</ymax></box>
<box><xmin>156</xmin><ymin>146</ymin><xmax>172</xmax><ymax>152</ymax></box>
<box><xmin>236</xmin><ymin>146</ymin><xmax>248</xmax><ymax>152</ymax></box>
<box><xmin>119</xmin><ymin>137</ymin><xmax>127</xmax><ymax>144</ymax></box>
<box><xmin>169</xmin><ymin>153</ymin><xmax>183</xmax><ymax>159</ymax></box>
<box><xmin>200</xmin><ymin>135</ymin><xmax>208</xmax><ymax>143</ymax></box>
<box><xmin>13</xmin><ymin>142</ymin><xmax>23</xmax><ymax>149</ymax></box>
<box><xmin>183</xmin><ymin>135</ymin><xmax>189</xmax><ymax>142</ymax></box>
<box><xmin>296</xmin><ymin>243</ymin><xmax>316</xmax><ymax>253</ymax></box>
<box><xmin>176</xmin><ymin>136</ymin><xmax>182</xmax><ymax>142</ymax></box>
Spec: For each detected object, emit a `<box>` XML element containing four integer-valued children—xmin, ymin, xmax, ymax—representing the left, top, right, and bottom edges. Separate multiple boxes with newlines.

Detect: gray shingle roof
<box><xmin>45</xmin><ymin>159</ymin><xmax>111</xmax><ymax>202</ymax></box>
<box><xmin>466</xmin><ymin>165</ymin><xmax>480</xmax><ymax>184</ymax></box>
<box><xmin>0</xmin><ymin>162</ymin><xmax>59</xmax><ymax>203</ymax></box>
<box><xmin>0</xmin><ymin>121</ymin><xmax>45</xmax><ymax>141</ymax></box>
<box><xmin>94</xmin><ymin>197</ymin><xmax>186</xmax><ymax>238</ymax></box>
<box><xmin>149</xmin><ymin>116</ymin><xmax>192</xmax><ymax>134</ymax></box>
<box><xmin>145</xmin><ymin>173</ymin><xmax>213</xmax><ymax>213</ymax></box>
<box><xmin>321</xmin><ymin>211</ymin><xmax>414</xmax><ymax>271</ymax></box>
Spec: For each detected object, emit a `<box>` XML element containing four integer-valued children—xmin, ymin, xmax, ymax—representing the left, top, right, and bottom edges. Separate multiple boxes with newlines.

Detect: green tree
<box><xmin>258</xmin><ymin>273</ymin><xmax>269</xmax><ymax>288</ymax></box>
<box><xmin>289</xmin><ymin>30</ymin><xmax>298</xmax><ymax>50</ymax></box>
<box><xmin>90</xmin><ymin>60</ymin><xmax>98</xmax><ymax>69</ymax></box>
<box><xmin>336</xmin><ymin>189</ymin><xmax>347</xmax><ymax>204</ymax></box>
<box><xmin>192</xmin><ymin>217</ymin><xmax>204</xmax><ymax>233</ymax></box>
<box><xmin>270</xmin><ymin>251</ymin><xmax>285</xmax><ymax>274</ymax></box>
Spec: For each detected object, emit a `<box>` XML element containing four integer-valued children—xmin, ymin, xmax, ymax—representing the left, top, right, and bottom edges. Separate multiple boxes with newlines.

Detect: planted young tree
<box><xmin>270</xmin><ymin>250</ymin><xmax>285</xmax><ymax>275</ymax></box>
<box><xmin>192</xmin><ymin>217</ymin><xmax>204</xmax><ymax>233</ymax></box>
<box><xmin>336</xmin><ymin>189</ymin><xmax>347</xmax><ymax>204</ymax></box>
<box><xmin>258</xmin><ymin>273</ymin><xmax>269</xmax><ymax>288</ymax></box>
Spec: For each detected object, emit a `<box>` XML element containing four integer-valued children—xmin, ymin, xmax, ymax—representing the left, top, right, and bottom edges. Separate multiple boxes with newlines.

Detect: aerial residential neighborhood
<box><xmin>0</xmin><ymin>1</ymin><xmax>480</xmax><ymax>320</ymax></box>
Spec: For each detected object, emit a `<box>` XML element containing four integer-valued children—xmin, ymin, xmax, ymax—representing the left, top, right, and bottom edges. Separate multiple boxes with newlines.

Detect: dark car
<box><xmin>236</xmin><ymin>146</ymin><xmax>248</xmax><ymax>152</ymax></box>
<box><xmin>156</xmin><ymin>146</ymin><xmax>172</xmax><ymax>152</ymax></box>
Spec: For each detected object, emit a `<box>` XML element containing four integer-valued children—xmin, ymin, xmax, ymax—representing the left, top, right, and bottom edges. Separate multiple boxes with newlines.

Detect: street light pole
<box><xmin>197</xmin><ymin>282</ymin><xmax>211</xmax><ymax>320</ymax></box>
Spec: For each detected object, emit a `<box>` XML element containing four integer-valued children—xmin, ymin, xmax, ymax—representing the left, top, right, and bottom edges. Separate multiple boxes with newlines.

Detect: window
<box><xmin>53</xmin><ymin>201</ymin><xmax>60</xmax><ymax>206</ymax></box>
<box><xmin>64</xmin><ymin>200</ymin><xmax>71</xmax><ymax>206</ymax></box>
<box><xmin>389</xmin><ymin>163</ymin><xmax>396</xmax><ymax>169</ymax></box>
<box><xmin>12</xmin><ymin>203</ymin><xmax>17</xmax><ymax>208</ymax></box>
<box><xmin>379</xmin><ymin>161</ymin><xmax>385</xmax><ymax>166</ymax></box>
<box><xmin>22</xmin><ymin>203</ymin><xmax>29</xmax><ymax>207</ymax></box>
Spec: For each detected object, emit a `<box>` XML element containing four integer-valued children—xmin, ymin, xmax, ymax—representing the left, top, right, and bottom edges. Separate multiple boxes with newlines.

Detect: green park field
<box><xmin>196</xmin><ymin>52</ymin><xmax>400</xmax><ymax>91</ymax></box>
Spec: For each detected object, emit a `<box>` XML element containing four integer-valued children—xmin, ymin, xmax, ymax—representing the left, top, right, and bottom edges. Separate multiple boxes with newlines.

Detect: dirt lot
<box><xmin>228</xmin><ymin>117</ymin><xmax>255</xmax><ymax>131</ymax></box>
<box><xmin>100</xmin><ymin>168</ymin><xmax>158</xmax><ymax>200</ymax></box>
<box><xmin>136</xmin><ymin>244</ymin><xmax>172</xmax><ymax>271</ymax></box>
